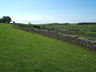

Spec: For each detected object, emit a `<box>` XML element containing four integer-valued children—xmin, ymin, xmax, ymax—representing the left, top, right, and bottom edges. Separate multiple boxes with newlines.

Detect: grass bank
<box><xmin>0</xmin><ymin>23</ymin><xmax>96</xmax><ymax>72</ymax></box>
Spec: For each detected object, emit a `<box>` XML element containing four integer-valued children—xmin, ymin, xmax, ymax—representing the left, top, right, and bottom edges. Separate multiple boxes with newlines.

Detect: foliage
<box><xmin>0</xmin><ymin>16</ymin><xmax>12</xmax><ymax>23</ymax></box>
<box><xmin>13</xmin><ymin>21</ymin><xmax>15</xmax><ymax>24</ymax></box>
<box><xmin>33</xmin><ymin>25</ymin><xmax>40</xmax><ymax>28</ymax></box>
<box><xmin>78</xmin><ymin>22</ymin><xmax>96</xmax><ymax>25</ymax></box>
<box><xmin>16</xmin><ymin>24</ymin><xmax>30</xmax><ymax>27</ymax></box>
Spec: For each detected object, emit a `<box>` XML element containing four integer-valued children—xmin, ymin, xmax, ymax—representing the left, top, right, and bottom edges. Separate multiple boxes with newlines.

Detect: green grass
<box><xmin>0</xmin><ymin>23</ymin><xmax>96</xmax><ymax>72</ymax></box>
<box><xmin>80</xmin><ymin>30</ymin><xmax>96</xmax><ymax>34</ymax></box>
<box><xmin>39</xmin><ymin>24</ymin><xmax>96</xmax><ymax>30</ymax></box>
<box><xmin>59</xmin><ymin>31</ymin><xmax>96</xmax><ymax>39</ymax></box>
<box><xmin>39</xmin><ymin>24</ymin><xmax>96</xmax><ymax>39</ymax></box>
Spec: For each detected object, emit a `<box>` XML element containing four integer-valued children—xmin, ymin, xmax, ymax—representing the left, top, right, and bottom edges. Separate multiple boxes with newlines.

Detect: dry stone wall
<box><xmin>13</xmin><ymin>24</ymin><xmax>96</xmax><ymax>50</ymax></box>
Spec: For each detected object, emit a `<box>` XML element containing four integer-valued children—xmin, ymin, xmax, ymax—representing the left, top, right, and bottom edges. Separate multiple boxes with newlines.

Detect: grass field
<box><xmin>0</xmin><ymin>23</ymin><xmax>96</xmax><ymax>72</ymax></box>
<box><xmin>39</xmin><ymin>24</ymin><xmax>96</xmax><ymax>30</ymax></box>
<box><xmin>59</xmin><ymin>30</ymin><xmax>96</xmax><ymax>40</ymax></box>
<box><xmin>38</xmin><ymin>24</ymin><xmax>96</xmax><ymax>39</ymax></box>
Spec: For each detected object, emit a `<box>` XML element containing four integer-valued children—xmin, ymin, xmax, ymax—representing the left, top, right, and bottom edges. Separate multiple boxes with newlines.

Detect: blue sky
<box><xmin>0</xmin><ymin>0</ymin><xmax>96</xmax><ymax>24</ymax></box>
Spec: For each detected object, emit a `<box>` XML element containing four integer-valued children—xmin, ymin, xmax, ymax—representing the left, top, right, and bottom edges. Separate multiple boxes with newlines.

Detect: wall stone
<box><xmin>13</xmin><ymin>24</ymin><xmax>96</xmax><ymax>50</ymax></box>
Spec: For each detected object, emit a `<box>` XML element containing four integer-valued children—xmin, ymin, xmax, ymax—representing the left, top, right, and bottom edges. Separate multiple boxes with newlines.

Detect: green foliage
<box><xmin>33</xmin><ymin>25</ymin><xmax>40</xmax><ymax>28</ymax></box>
<box><xmin>16</xmin><ymin>24</ymin><xmax>28</xmax><ymax>27</ymax></box>
<box><xmin>80</xmin><ymin>30</ymin><xmax>96</xmax><ymax>34</ymax></box>
<box><xmin>13</xmin><ymin>21</ymin><xmax>15</xmax><ymax>24</ymax></box>
<box><xmin>16</xmin><ymin>23</ymin><xmax>34</xmax><ymax>28</ymax></box>
<box><xmin>0</xmin><ymin>23</ymin><xmax>96</xmax><ymax>72</ymax></box>
<box><xmin>78</xmin><ymin>22</ymin><xmax>96</xmax><ymax>25</ymax></box>
<box><xmin>0</xmin><ymin>16</ymin><xmax>12</xmax><ymax>23</ymax></box>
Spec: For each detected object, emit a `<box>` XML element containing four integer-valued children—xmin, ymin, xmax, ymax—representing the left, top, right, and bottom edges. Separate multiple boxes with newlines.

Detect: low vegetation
<box><xmin>16</xmin><ymin>23</ymin><xmax>96</xmax><ymax>39</ymax></box>
<box><xmin>38</xmin><ymin>23</ymin><xmax>96</xmax><ymax>30</ymax></box>
<box><xmin>0</xmin><ymin>23</ymin><xmax>96</xmax><ymax>72</ymax></box>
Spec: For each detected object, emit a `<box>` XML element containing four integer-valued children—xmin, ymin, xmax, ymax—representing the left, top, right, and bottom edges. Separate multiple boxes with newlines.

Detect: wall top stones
<box><xmin>13</xmin><ymin>24</ymin><xmax>96</xmax><ymax>50</ymax></box>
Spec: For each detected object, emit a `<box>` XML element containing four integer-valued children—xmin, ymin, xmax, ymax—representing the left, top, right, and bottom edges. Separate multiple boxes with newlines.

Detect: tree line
<box><xmin>0</xmin><ymin>16</ymin><xmax>12</xmax><ymax>23</ymax></box>
<box><xmin>78</xmin><ymin>22</ymin><xmax>96</xmax><ymax>25</ymax></box>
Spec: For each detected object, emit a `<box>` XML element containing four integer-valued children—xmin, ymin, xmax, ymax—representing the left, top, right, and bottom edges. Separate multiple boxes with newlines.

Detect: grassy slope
<box><xmin>0</xmin><ymin>23</ymin><xmax>96</xmax><ymax>72</ymax></box>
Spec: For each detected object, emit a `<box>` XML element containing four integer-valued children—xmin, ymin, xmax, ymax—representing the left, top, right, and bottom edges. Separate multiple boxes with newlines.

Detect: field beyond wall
<box><xmin>0</xmin><ymin>23</ymin><xmax>96</xmax><ymax>72</ymax></box>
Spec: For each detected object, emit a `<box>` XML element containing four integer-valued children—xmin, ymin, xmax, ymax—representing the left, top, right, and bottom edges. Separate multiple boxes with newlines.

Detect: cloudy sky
<box><xmin>0</xmin><ymin>0</ymin><xmax>96</xmax><ymax>24</ymax></box>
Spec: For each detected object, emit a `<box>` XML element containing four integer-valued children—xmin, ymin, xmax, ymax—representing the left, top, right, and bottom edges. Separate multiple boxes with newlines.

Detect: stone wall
<box><xmin>13</xmin><ymin>24</ymin><xmax>96</xmax><ymax>50</ymax></box>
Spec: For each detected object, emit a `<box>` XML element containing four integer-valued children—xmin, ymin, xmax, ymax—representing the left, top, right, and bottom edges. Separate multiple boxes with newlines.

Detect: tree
<box><xmin>0</xmin><ymin>16</ymin><xmax>12</xmax><ymax>23</ymax></box>
<box><xmin>0</xmin><ymin>19</ymin><xmax>1</xmax><ymax>22</ymax></box>
<box><xmin>28</xmin><ymin>22</ymin><xmax>31</xmax><ymax>24</ymax></box>
<box><xmin>0</xmin><ymin>18</ymin><xmax>3</xmax><ymax>23</ymax></box>
<box><xmin>13</xmin><ymin>21</ymin><xmax>15</xmax><ymax>24</ymax></box>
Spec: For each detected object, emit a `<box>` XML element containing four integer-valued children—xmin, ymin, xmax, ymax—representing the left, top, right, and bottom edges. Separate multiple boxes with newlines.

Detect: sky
<box><xmin>0</xmin><ymin>0</ymin><xmax>96</xmax><ymax>24</ymax></box>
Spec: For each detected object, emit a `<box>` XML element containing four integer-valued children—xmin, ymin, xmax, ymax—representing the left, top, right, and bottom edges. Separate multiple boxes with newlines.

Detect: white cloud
<box><xmin>11</xmin><ymin>16</ymin><xmax>96</xmax><ymax>24</ymax></box>
<box><xmin>11</xmin><ymin>16</ymin><xmax>68</xmax><ymax>24</ymax></box>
